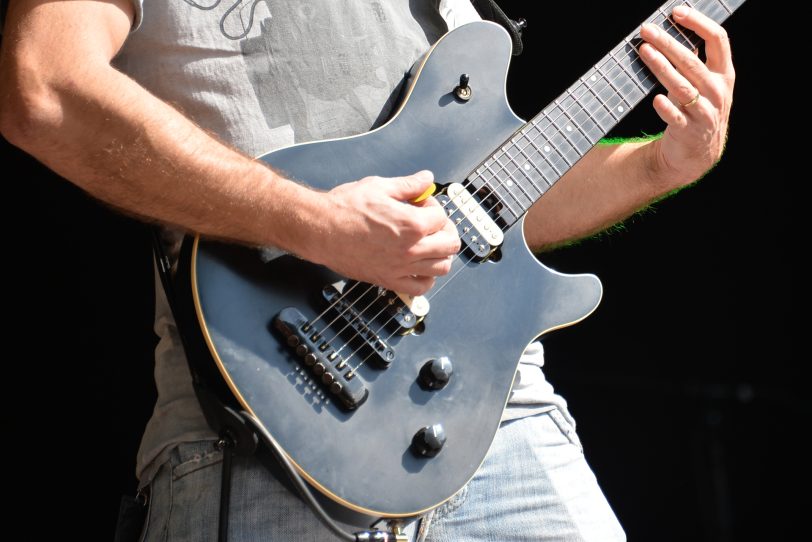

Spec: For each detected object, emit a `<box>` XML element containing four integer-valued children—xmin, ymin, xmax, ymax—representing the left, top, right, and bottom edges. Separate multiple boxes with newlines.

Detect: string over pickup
<box><xmin>438</xmin><ymin>183</ymin><xmax>503</xmax><ymax>260</ymax></box>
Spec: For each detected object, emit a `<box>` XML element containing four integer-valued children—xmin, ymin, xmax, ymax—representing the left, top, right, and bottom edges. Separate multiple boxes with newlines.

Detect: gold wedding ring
<box><xmin>681</xmin><ymin>90</ymin><xmax>700</xmax><ymax>108</ymax></box>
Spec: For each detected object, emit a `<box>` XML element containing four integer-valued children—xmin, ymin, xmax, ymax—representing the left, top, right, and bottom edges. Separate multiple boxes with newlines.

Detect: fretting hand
<box><xmin>639</xmin><ymin>5</ymin><xmax>735</xmax><ymax>187</ymax></box>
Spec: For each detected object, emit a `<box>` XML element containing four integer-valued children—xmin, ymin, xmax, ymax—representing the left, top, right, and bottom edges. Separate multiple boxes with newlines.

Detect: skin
<box><xmin>0</xmin><ymin>1</ymin><xmax>734</xmax><ymax>296</ymax></box>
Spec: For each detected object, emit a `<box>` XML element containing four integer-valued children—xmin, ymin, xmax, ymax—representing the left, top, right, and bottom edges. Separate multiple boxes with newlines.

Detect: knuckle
<box><xmin>438</xmin><ymin>259</ymin><xmax>453</xmax><ymax>275</ymax></box>
<box><xmin>678</xmin><ymin>83</ymin><xmax>695</xmax><ymax>99</ymax></box>
<box><xmin>714</xmin><ymin>27</ymin><xmax>729</xmax><ymax>42</ymax></box>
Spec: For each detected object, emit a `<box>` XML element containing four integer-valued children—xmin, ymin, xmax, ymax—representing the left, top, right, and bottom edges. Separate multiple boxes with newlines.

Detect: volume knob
<box><xmin>419</xmin><ymin>357</ymin><xmax>453</xmax><ymax>390</ymax></box>
<box><xmin>411</xmin><ymin>424</ymin><xmax>447</xmax><ymax>457</ymax></box>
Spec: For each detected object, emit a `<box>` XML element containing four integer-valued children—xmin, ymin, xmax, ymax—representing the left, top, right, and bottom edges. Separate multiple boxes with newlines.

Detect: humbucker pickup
<box><xmin>438</xmin><ymin>183</ymin><xmax>503</xmax><ymax>260</ymax></box>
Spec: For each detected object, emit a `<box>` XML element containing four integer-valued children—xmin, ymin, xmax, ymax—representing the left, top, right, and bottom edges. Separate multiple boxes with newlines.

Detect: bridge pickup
<box><xmin>322</xmin><ymin>284</ymin><xmax>396</xmax><ymax>366</ymax></box>
<box><xmin>273</xmin><ymin>307</ymin><xmax>368</xmax><ymax>410</ymax></box>
<box><xmin>438</xmin><ymin>183</ymin><xmax>503</xmax><ymax>260</ymax></box>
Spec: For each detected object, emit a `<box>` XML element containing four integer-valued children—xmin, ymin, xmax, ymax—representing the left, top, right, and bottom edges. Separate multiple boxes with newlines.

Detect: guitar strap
<box><xmin>469</xmin><ymin>0</ymin><xmax>527</xmax><ymax>55</ymax></box>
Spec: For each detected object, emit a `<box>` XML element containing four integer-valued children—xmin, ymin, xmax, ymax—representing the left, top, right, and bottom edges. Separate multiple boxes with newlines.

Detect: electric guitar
<box><xmin>177</xmin><ymin>0</ymin><xmax>744</xmax><ymax>522</ymax></box>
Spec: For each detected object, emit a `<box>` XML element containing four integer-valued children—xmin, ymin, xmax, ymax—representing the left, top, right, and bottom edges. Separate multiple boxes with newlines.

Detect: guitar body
<box><xmin>182</xmin><ymin>21</ymin><xmax>602</xmax><ymax>518</ymax></box>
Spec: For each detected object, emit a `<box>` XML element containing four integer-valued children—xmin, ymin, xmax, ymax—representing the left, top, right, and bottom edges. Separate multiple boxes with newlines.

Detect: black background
<box><xmin>2</xmin><ymin>0</ymin><xmax>803</xmax><ymax>540</ymax></box>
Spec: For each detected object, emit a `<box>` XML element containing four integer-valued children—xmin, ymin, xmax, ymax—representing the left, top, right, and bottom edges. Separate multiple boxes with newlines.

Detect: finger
<box><xmin>390</xmin><ymin>275</ymin><xmax>435</xmax><ymax>297</ymax></box>
<box><xmin>671</xmin><ymin>5</ymin><xmax>733</xmax><ymax>76</ymax></box>
<box><xmin>408</xmin><ymin>226</ymin><xmax>461</xmax><ymax>260</ymax></box>
<box><xmin>639</xmin><ymin>42</ymin><xmax>699</xmax><ymax>109</ymax></box>
<box><xmin>652</xmin><ymin>94</ymin><xmax>688</xmax><ymax>129</ymax></box>
<box><xmin>383</xmin><ymin>170</ymin><xmax>435</xmax><ymax>201</ymax></box>
<box><xmin>410</xmin><ymin>204</ymin><xmax>454</xmax><ymax>236</ymax></box>
<box><xmin>640</xmin><ymin>22</ymin><xmax>710</xmax><ymax>93</ymax></box>
<box><xmin>407</xmin><ymin>256</ymin><xmax>454</xmax><ymax>278</ymax></box>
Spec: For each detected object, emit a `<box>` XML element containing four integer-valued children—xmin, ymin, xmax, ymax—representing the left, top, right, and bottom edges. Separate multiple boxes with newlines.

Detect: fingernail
<box><xmin>639</xmin><ymin>43</ymin><xmax>655</xmax><ymax>61</ymax></box>
<box><xmin>673</xmin><ymin>5</ymin><xmax>689</xmax><ymax>18</ymax></box>
<box><xmin>643</xmin><ymin>23</ymin><xmax>659</xmax><ymax>37</ymax></box>
<box><xmin>416</xmin><ymin>170</ymin><xmax>434</xmax><ymax>180</ymax></box>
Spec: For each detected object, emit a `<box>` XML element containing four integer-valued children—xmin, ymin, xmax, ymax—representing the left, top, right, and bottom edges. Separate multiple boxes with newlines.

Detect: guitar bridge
<box><xmin>273</xmin><ymin>307</ymin><xmax>369</xmax><ymax>410</ymax></box>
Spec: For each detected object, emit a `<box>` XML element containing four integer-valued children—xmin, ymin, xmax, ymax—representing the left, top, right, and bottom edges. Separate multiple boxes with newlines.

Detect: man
<box><xmin>0</xmin><ymin>0</ymin><xmax>734</xmax><ymax>540</ymax></box>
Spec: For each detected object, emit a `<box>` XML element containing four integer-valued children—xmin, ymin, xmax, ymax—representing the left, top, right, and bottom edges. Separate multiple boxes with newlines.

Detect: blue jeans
<box><xmin>139</xmin><ymin>408</ymin><xmax>625</xmax><ymax>541</ymax></box>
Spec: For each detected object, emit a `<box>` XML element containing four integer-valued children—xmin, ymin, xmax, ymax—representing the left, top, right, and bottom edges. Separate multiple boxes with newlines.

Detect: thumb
<box><xmin>385</xmin><ymin>170</ymin><xmax>435</xmax><ymax>201</ymax></box>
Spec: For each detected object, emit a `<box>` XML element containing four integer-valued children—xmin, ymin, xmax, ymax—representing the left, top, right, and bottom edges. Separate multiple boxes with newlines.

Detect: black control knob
<box><xmin>419</xmin><ymin>357</ymin><xmax>453</xmax><ymax>390</ymax></box>
<box><xmin>411</xmin><ymin>424</ymin><xmax>446</xmax><ymax>457</ymax></box>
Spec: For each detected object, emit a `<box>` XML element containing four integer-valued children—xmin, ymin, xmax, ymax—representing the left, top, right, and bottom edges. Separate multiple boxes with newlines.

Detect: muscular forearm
<box><xmin>0</xmin><ymin>0</ymin><xmax>460</xmax><ymax>296</ymax></box>
<box><xmin>526</xmin><ymin>5</ymin><xmax>735</xmax><ymax>253</ymax></box>
<box><xmin>525</xmin><ymin>138</ymin><xmax>675</xmax><ymax>251</ymax></box>
<box><xmin>1</xmin><ymin>53</ymin><xmax>315</xmax><ymax>253</ymax></box>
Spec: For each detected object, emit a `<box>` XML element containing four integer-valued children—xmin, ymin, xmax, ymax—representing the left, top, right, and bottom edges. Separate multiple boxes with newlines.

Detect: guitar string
<box><xmin>302</xmin><ymin>0</ymin><xmax>698</xmax><ymax>337</ymax></box>
<box><xmin>335</xmin><ymin>8</ymin><xmax>700</xmax><ymax>374</ymax></box>
<box><xmin>303</xmin><ymin>5</ymin><xmax>698</xmax><ymax>371</ymax></box>
<box><xmin>334</xmin><ymin>16</ymin><xmax>700</xmax><ymax>378</ymax></box>
<box><xmin>316</xmin><ymin>4</ymin><xmax>695</xmax><ymax>370</ymax></box>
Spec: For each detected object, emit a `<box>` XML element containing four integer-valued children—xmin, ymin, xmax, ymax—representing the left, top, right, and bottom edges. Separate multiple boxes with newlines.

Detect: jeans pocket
<box><xmin>547</xmin><ymin>408</ymin><xmax>584</xmax><ymax>453</ymax></box>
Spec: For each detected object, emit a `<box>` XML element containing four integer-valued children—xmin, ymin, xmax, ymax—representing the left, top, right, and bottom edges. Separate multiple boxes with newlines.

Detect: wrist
<box><xmin>258</xmin><ymin>171</ymin><xmax>329</xmax><ymax>263</ymax></box>
<box><xmin>642</xmin><ymin>138</ymin><xmax>690</xmax><ymax>193</ymax></box>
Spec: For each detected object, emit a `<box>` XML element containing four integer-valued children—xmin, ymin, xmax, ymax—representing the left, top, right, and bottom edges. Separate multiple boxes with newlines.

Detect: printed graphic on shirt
<box><xmin>179</xmin><ymin>0</ymin><xmax>428</xmax><ymax>143</ymax></box>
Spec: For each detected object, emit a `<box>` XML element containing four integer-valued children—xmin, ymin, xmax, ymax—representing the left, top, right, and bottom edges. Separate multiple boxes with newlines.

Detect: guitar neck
<box><xmin>468</xmin><ymin>0</ymin><xmax>745</xmax><ymax>226</ymax></box>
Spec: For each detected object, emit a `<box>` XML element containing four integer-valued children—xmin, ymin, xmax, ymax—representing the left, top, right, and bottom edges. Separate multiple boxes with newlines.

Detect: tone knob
<box><xmin>411</xmin><ymin>424</ymin><xmax>446</xmax><ymax>457</ymax></box>
<box><xmin>419</xmin><ymin>357</ymin><xmax>453</xmax><ymax>390</ymax></box>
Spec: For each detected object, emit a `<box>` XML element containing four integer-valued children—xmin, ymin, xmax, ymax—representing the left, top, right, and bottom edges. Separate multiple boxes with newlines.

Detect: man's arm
<box><xmin>0</xmin><ymin>0</ymin><xmax>460</xmax><ymax>296</ymax></box>
<box><xmin>525</xmin><ymin>6</ymin><xmax>735</xmax><ymax>251</ymax></box>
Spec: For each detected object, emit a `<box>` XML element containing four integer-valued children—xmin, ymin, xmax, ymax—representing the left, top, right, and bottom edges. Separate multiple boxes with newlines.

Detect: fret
<box><xmin>593</xmin><ymin>63</ymin><xmax>631</xmax><ymax>120</ymax></box>
<box><xmin>655</xmin><ymin>4</ymin><xmax>697</xmax><ymax>52</ymax></box>
<box><xmin>512</xmin><ymin>139</ymin><xmax>551</xmax><ymax>192</ymax></box>
<box><xmin>581</xmin><ymin>72</ymin><xmax>620</xmax><ymax>130</ymax></box>
<box><xmin>555</xmin><ymin>93</ymin><xmax>596</xmax><ymax>155</ymax></box>
<box><xmin>541</xmin><ymin>115</ymin><xmax>579</xmax><ymax>169</ymax></box>
<box><xmin>519</xmin><ymin>126</ymin><xmax>561</xmax><ymax>185</ymax></box>
<box><xmin>463</xmin><ymin>0</ymin><xmax>745</xmax><ymax>227</ymax></box>
<box><xmin>564</xmin><ymin>86</ymin><xmax>604</xmax><ymax>145</ymax></box>
<box><xmin>484</xmin><ymin>160</ymin><xmax>527</xmax><ymax>216</ymax></box>
<box><xmin>717</xmin><ymin>0</ymin><xmax>734</xmax><ymax>15</ymax></box>
<box><xmin>499</xmin><ymin>144</ymin><xmax>540</xmax><ymax>203</ymax></box>
<box><xmin>475</xmin><ymin>164</ymin><xmax>521</xmax><ymax>220</ymax></box>
<box><xmin>612</xmin><ymin>42</ymin><xmax>648</xmax><ymax>97</ymax></box>
<box><xmin>506</xmin><ymin>137</ymin><xmax>547</xmax><ymax>196</ymax></box>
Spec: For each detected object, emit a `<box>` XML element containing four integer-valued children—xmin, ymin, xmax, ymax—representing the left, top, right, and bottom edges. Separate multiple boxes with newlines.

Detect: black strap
<box><xmin>470</xmin><ymin>0</ymin><xmax>527</xmax><ymax>55</ymax></box>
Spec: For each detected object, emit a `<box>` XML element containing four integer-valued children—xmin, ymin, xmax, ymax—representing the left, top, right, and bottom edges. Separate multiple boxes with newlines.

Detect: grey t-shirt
<box><xmin>116</xmin><ymin>0</ymin><xmax>569</xmax><ymax>486</ymax></box>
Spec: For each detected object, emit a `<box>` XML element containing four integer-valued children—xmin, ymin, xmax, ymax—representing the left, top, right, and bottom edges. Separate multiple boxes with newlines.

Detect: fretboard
<box><xmin>468</xmin><ymin>0</ymin><xmax>745</xmax><ymax>226</ymax></box>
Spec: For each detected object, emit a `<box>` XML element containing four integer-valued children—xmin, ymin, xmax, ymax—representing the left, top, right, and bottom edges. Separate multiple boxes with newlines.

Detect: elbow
<box><xmin>0</xmin><ymin>60</ymin><xmax>63</xmax><ymax>154</ymax></box>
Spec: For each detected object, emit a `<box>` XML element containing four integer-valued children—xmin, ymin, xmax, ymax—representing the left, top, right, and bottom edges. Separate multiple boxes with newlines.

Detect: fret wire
<box><xmin>656</xmin><ymin>4</ymin><xmax>697</xmax><ymax>52</ymax></box>
<box><xmin>568</xmin><ymin>83</ymin><xmax>609</xmax><ymax>141</ymax></box>
<box><xmin>562</xmin><ymin>88</ymin><xmax>602</xmax><ymax>146</ymax></box>
<box><xmin>474</xmin><ymin>0</ymin><xmax>730</xmax><ymax>224</ymax></box>
<box><xmin>526</xmin><ymin>120</ymin><xmax>568</xmax><ymax>177</ymax></box>
<box><xmin>483</xmin><ymin>162</ymin><xmax>524</xmax><ymax>216</ymax></box>
<box><xmin>513</xmin><ymin>136</ymin><xmax>552</xmax><ymax>189</ymax></box>
<box><xmin>517</xmin><ymin>130</ymin><xmax>557</xmax><ymax>187</ymax></box>
<box><xmin>544</xmin><ymin>105</ymin><xmax>583</xmax><ymax>160</ymax></box>
<box><xmin>581</xmin><ymin>73</ymin><xmax>620</xmax><ymax>124</ymax></box>
<box><xmin>610</xmin><ymin>45</ymin><xmax>648</xmax><ymax>96</ymax></box>
<box><xmin>712</xmin><ymin>0</ymin><xmax>733</xmax><ymax>15</ymax></box>
<box><xmin>478</xmin><ymin>165</ymin><xmax>520</xmax><ymax>219</ymax></box>
<box><xmin>594</xmin><ymin>63</ymin><xmax>629</xmax><ymax>109</ymax></box>
<box><xmin>503</xmin><ymin>140</ymin><xmax>545</xmax><ymax>198</ymax></box>
<box><xmin>539</xmin><ymin>116</ymin><xmax>575</xmax><ymax>169</ymax></box>
<box><xmin>495</xmin><ymin>152</ymin><xmax>536</xmax><ymax>206</ymax></box>
<box><xmin>472</xmin><ymin>171</ymin><xmax>520</xmax><ymax>222</ymax></box>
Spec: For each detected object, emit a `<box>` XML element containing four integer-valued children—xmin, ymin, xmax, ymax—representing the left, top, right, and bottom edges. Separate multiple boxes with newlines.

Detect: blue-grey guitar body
<box><xmin>183</xmin><ymin>22</ymin><xmax>602</xmax><ymax>518</ymax></box>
